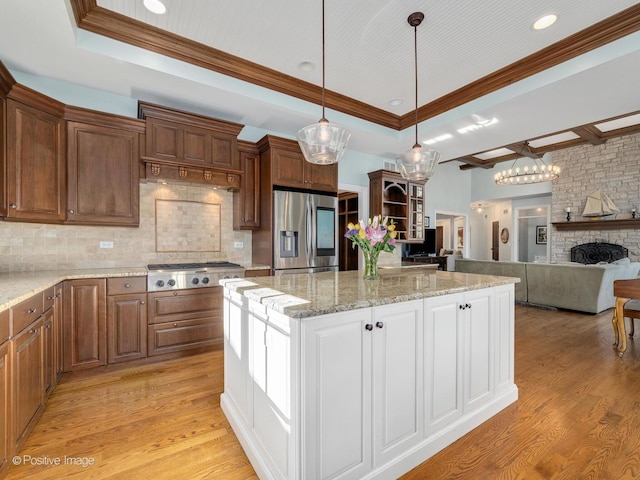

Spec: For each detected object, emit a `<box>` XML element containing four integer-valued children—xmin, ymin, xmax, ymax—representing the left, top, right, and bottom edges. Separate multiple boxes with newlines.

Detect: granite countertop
<box><xmin>0</xmin><ymin>268</ymin><xmax>148</xmax><ymax>311</ymax></box>
<box><xmin>222</xmin><ymin>268</ymin><xmax>520</xmax><ymax>319</ymax></box>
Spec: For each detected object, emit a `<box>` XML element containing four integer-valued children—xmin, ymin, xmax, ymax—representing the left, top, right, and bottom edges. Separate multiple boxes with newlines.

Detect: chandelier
<box><xmin>297</xmin><ymin>0</ymin><xmax>351</xmax><ymax>165</ymax></box>
<box><xmin>494</xmin><ymin>150</ymin><xmax>560</xmax><ymax>185</ymax></box>
<box><xmin>396</xmin><ymin>12</ymin><xmax>440</xmax><ymax>182</ymax></box>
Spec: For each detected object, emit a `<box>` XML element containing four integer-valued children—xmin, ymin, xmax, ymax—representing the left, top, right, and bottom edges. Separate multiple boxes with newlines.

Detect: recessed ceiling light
<box><xmin>298</xmin><ymin>61</ymin><xmax>315</xmax><ymax>72</ymax></box>
<box><xmin>533</xmin><ymin>14</ymin><xmax>557</xmax><ymax>30</ymax></box>
<box><xmin>144</xmin><ymin>0</ymin><xmax>167</xmax><ymax>15</ymax></box>
<box><xmin>388</xmin><ymin>98</ymin><xmax>403</xmax><ymax>107</ymax></box>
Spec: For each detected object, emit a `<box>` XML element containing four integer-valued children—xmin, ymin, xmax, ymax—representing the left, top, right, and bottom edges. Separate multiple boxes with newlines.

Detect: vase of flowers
<box><xmin>344</xmin><ymin>215</ymin><xmax>397</xmax><ymax>280</ymax></box>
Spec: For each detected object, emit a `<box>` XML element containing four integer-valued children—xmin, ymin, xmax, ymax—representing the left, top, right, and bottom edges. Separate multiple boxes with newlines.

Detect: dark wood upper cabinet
<box><xmin>5</xmin><ymin>89</ymin><xmax>66</xmax><ymax>224</ymax></box>
<box><xmin>234</xmin><ymin>140</ymin><xmax>260</xmax><ymax>230</ymax></box>
<box><xmin>257</xmin><ymin>135</ymin><xmax>337</xmax><ymax>193</ymax></box>
<box><xmin>65</xmin><ymin>107</ymin><xmax>145</xmax><ymax>226</ymax></box>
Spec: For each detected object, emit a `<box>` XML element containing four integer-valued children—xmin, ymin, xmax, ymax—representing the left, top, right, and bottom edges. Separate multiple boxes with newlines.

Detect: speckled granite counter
<box><xmin>222</xmin><ymin>268</ymin><xmax>520</xmax><ymax>318</ymax></box>
<box><xmin>0</xmin><ymin>268</ymin><xmax>148</xmax><ymax>311</ymax></box>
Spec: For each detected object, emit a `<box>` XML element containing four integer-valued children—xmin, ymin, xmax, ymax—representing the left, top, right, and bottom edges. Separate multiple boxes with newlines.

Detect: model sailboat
<box><xmin>582</xmin><ymin>190</ymin><xmax>620</xmax><ymax>218</ymax></box>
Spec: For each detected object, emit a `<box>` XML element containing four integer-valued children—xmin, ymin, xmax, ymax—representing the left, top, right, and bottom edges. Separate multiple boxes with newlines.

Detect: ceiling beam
<box><xmin>572</xmin><ymin>125</ymin><xmax>606</xmax><ymax>145</ymax></box>
<box><xmin>504</xmin><ymin>142</ymin><xmax>540</xmax><ymax>159</ymax></box>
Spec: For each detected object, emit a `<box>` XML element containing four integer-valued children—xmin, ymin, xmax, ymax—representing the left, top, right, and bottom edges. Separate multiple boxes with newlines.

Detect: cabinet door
<box><xmin>234</xmin><ymin>149</ymin><xmax>260</xmax><ymax>229</ymax></box>
<box><xmin>271</xmin><ymin>148</ymin><xmax>306</xmax><ymax>189</ymax></box>
<box><xmin>41</xmin><ymin>309</ymin><xmax>55</xmax><ymax>397</ymax></box>
<box><xmin>302</xmin><ymin>309</ymin><xmax>372</xmax><ymax>480</ymax></box>
<box><xmin>12</xmin><ymin>318</ymin><xmax>44</xmax><ymax>452</ymax></box>
<box><xmin>464</xmin><ymin>288</ymin><xmax>494</xmax><ymax>411</ymax></box>
<box><xmin>63</xmin><ymin>279</ymin><xmax>107</xmax><ymax>371</ymax></box>
<box><xmin>424</xmin><ymin>293</ymin><xmax>463</xmax><ymax>435</ymax></box>
<box><xmin>107</xmin><ymin>293</ymin><xmax>147</xmax><ymax>363</ymax></box>
<box><xmin>0</xmin><ymin>340</ymin><xmax>10</xmax><ymax>476</ymax></box>
<box><xmin>6</xmin><ymin>99</ymin><xmax>65</xmax><ymax>223</ymax></box>
<box><xmin>493</xmin><ymin>284</ymin><xmax>514</xmax><ymax>394</ymax></box>
<box><xmin>66</xmin><ymin>121</ymin><xmax>140</xmax><ymax>226</ymax></box>
<box><xmin>304</xmin><ymin>162</ymin><xmax>338</xmax><ymax>193</ymax></box>
<box><xmin>251</xmin><ymin>315</ymin><xmax>292</xmax><ymax>478</ymax></box>
<box><xmin>372</xmin><ymin>300</ymin><xmax>424</xmax><ymax>466</ymax></box>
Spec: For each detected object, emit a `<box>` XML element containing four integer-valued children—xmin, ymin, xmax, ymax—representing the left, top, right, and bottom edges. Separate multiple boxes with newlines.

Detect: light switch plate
<box><xmin>234</xmin><ymin>241</ymin><xmax>244</xmax><ymax>248</ymax></box>
<box><xmin>99</xmin><ymin>241</ymin><xmax>114</xmax><ymax>249</ymax></box>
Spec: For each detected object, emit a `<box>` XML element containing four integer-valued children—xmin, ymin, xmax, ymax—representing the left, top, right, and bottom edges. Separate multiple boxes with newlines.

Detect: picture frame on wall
<box><xmin>536</xmin><ymin>225</ymin><xmax>547</xmax><ymax>245</ymax></box>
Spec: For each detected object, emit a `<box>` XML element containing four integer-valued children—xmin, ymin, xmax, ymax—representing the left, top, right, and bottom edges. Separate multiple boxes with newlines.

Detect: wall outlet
<box><xmin>234</xmin><ymin>241</ymin><xmax>244</xmax><ymax>248</ymax></box>
<box><xmin>99</xmin><ymin>241</ymin><xmax>114</xmax><ymax>249</ymax></box>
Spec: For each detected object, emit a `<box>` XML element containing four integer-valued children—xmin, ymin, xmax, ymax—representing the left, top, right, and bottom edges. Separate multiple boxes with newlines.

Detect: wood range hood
<box><xmin>138</xmin><ymin>102</ymin><xmax>244</xmax><ymax>191</ymax></box>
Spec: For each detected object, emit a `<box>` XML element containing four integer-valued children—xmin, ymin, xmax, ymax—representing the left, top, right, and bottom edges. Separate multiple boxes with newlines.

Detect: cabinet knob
<box><xmin>69</xmin><ymin>209</ymin><xmax>74</xmax><ymax>214</ymax></box>
<box><xmin>28</xmin><ymin>308</ymin><xmax>37</xmax><ymax>314</ymax></box>
<box><xmin>140</xmin><ymin>301</ymin><xmax>145</xmax><ymax>305</ymax></box>
<box><xmin>44</xmin><ymin>324</ymin><xmax>51</xmax><ymax>329</ymax></box>
<box><xmin>9</xmin><ymin>203</ymin><xmax>17</xmax><ymax>209</ymax></box>
<box><xmin>376</xmin><ymin>321</ymin><xmax>384</xmax><ymax>329</ymax></box>
<box><xmin>365</xmin><ymin>324</ymin><xmax>373</xmax><ymax>331</ymax></box>
<box><xmin>466</xmin><ymin>303</ymin><xmax>471</xmax><ymax>309</ymax></box>
<box><xmin>173</xmin><ymin>323</ymin><xmax>178</xmax><ymax>327</ymax></box>
<box><xmin>124</xmin><ymin>283</ymin><xmax>131</xmax><ymax>288</ymax></box>
<box><xmin>29</xmin><ymin>328</ymin><xmax>37</xmax><ymax>334</ymax></box>
<box><xmin>47</xmin><ymin>296</ymin><xmax>54</xmax><ymax>300</ymax></box>
<box><xmin>459</xmin><ymin>304</ymin><xmax>465</xmax><ymax>310</ymax></box>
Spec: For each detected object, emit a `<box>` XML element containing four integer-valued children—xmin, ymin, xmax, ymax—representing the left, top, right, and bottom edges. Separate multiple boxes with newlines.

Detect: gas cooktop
<box><xmin>146</xmin><ymin>261</ymin><xmax>245</xmax><ymax>292</ymax></box>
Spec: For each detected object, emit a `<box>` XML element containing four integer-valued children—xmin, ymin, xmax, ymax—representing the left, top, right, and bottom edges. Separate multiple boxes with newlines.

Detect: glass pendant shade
<box><xmin>297</xmin><ymin>118</ymin><xmax>351</xmax><ymax>165</ymax></box>
<box><xmin>396</xmin><ymin>144</ymin><xmax>440</xmax><ymax>181</ymax></box>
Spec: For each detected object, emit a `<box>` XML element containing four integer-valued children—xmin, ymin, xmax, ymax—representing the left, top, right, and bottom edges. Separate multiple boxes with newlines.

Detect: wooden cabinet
<box><xmin>338</xmin><ymin>192</ymin><xmax>359</xmax><ymax>271</ymax></box>
<box><xmin>368</xmin><ymin>169</ymin><xmax>425</xmax><ymax>243</ymax></box>
<box><xmin>0</xmin><ymin>310</ymin><xmax>10</xmax><ymax>478</ymax></box>
<box><xmin>11</xmin><ymin>316</ymin><xmax>44</xmax><ymax>453</ymax></box>
<box><xmin>53</xmin><ymin>283</ymin><xmax>64</xmax><ymax>383</ymax></box>
<box><xmin>5</xmin><ymin>93</ymin><xmax>66</xmax><ymax>224</ymax></box>
<box><xmin>63</xmin><ymin>279</ymin><xmax>107</xmax><ymax>371</ymax></box>
<box><xmin>258</xmin><ymin>135</ymin><xmax>337</xmax><ymax>193</ymax></box>
<box><xmin>65</xmin><ymin>108</ymin><xmax>145</xmax><ymax>226</ymax></box>
<box><xmin>107</xmin><ymin>277</ymin><xmax>147</xmax><ymax>364</ymax></box>
<box><xmin>244</xmin><ymin>269</ymin><xmax>271</xmax><ymax>277</ymax></box>
<box><xmin>147</xmin><ymin>286</ymin><xmax>223</xmax><ymax>356</ymax></box>
<box><xmin>233</xmin><ymin>141</ymin><xmax>260</xmax><ymax>230</ymax></box>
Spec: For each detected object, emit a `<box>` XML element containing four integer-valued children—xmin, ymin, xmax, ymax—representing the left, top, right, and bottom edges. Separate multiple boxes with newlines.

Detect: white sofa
<box><xmin>455</xmin><ymin>258</ymin><xmax>640</xmax><ymax>314</ymax></box>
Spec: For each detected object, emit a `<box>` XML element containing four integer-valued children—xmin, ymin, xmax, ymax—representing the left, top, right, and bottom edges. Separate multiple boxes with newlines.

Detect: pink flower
<box><xmin>366</xmin><ymin>226</ymin><xmax>386</xmax><ymax>246</ymax></box>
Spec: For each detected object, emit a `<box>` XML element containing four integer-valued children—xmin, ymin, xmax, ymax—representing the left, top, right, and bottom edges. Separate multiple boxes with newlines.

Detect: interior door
<box><xmin>491</xmin><ymin>221</ymin><xmax>499</xmax><ymax>261</ymax></box>
<box><xmin>436</xmin><ymin>226</ymin><xmax>444</xmax><ymax>254</ymax></box>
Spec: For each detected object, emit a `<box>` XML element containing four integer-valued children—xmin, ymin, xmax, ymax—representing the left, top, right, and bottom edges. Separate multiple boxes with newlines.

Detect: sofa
<box><xmin>438</xmin><ymin>249</ymin><xmax>463</xmax><ymax>272</ymax></box>
<box><xmin>455</xmin><ymin>258</ymin><xmax>640</xmax><ymax>314</ymax></box>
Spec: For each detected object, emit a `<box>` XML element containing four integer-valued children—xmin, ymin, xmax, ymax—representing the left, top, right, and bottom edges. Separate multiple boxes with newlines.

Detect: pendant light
<box><xmin>297</xmin><ymin>0</ymin><xmax>351</xmax><ymax>165</ymax></box>
<box><xmin>396</xmin><ymin>12</ymin><xmax>440</xmax><ymax>182</ymax></box>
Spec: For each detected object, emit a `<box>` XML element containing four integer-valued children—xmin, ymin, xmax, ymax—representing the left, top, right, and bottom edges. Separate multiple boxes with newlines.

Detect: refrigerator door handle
<box><xmin>306</xmin><ymin>195</ymin><xmax>314</xmax><ymax>266</ymax></box>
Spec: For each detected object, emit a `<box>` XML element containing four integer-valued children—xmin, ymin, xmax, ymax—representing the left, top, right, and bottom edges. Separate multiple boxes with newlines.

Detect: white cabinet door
<box><xmin>463</xmin><ymin>288</ymin><xmax>494</xmax><ymax>411</ymax></box>
<box><xmin>494</xmin><ymin>284</ymin><xmax>514</xmax><ymax>393</ymax></box>
<box><xmin>302</xmin><ymin>309</ymin><xmax>373</xmax><ymax>480</ymax></box>
<box><xmin>372</xmin><ymin>300</ymin><xmax>423</xmax><ymax>466</ymax></box>
<box><xmin>424</xmin><ymin>292</ymin><xmax>463</xmax><ymax>434</ymax></box>
<box><xmin>223</xmin><ymin>290</ymin><xmax>252</xmax><ymax>424</ymax></box>
<box><xmin>252</xmin><ymin>314</ymin><xmax>291</xmax><ymax>479</ymax></box>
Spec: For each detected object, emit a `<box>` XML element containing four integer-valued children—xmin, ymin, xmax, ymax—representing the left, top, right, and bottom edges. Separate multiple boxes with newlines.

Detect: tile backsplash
<box><xmin>0</xmin><ymin>183</ymin><xmax>253</xmax><ymax>273</ymax></box>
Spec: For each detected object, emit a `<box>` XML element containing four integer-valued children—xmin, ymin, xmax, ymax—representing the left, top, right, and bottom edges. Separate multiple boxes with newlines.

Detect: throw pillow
<box><xmin>613</xmin><ymin>257</ymin><xmax>631</xmax><ymax>265</ymax></box>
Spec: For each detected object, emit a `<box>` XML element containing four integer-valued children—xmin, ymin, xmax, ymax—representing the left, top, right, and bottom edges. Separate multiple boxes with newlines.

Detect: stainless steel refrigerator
<box><xmin>272</xmin><ymin>189</ymin><xmax>339</xmax><ymax>274</ymax></box>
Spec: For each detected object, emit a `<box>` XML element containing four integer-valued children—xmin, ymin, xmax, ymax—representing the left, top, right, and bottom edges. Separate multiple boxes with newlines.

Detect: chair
<box><xmin>612</xmin><ymin>278</ymin><xmax>640</xmax><ymax>357</ymax></box>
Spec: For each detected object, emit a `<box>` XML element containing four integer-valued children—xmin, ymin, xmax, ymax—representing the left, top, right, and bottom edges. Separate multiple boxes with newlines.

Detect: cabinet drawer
<box><xmin>11</xmin><ymin>292</ymin><xmax>43</xmax><ymax>336</ymax></box>
<box><xmin>43</xmin><ymin>286</ymin><xmax>56</xmax><ymax>311</ymax></box>
<box><xmin>147</xmin><ymin>317</ymin><xmax>222</xmax><ymax>356</ymax></box>
<box><xmin>148</xmin><ymin>287</ymin><xmax>222</xmax><ymax>325</ymax></box>
<box><xmin>0</xmin><ymin>309</ymin><xmax>9</xmax><ymax>344</ymax></box>
<box><xmin>107</xmin><ymin>276</ymin><xmax>147</xmax><ymax>295</ymax></box>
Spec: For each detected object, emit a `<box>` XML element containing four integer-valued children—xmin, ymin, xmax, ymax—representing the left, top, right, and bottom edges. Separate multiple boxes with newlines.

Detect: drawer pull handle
<box><xmin>173</xmin><ymin>323</ymin><xmax>178</xmax><ymax>327</ymax></box>
<box><xmin>28</xmin><ymin>308</ymin><xmax>37</xmax><ymax>314</ymax></box>
<box><xmin>124</xmin><ymin>283</ymin><xmax>131</xmax><ymax>288</ymax></box>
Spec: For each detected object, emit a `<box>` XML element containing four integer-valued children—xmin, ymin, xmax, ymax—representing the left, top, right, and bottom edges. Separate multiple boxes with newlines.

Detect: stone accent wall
<box><xmin>0</xmin><ymin>183</ymin><xmax>252</xmax><ymax>273</ymax></box>
<box><xmin>551</xmin><ymin>132</ymin><xmax>640</xmax><ymax>261</ymax></box>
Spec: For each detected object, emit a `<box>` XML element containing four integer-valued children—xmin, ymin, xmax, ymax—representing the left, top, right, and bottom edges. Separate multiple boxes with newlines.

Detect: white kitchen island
<box><xmin>221</xmin><ymin>268</ymin><xmax>519</xmax><ymax>480</ymax></box>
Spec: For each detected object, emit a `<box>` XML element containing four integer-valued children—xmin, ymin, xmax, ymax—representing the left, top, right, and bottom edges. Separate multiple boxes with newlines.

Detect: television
<box><xmin>403</xmin><ymin>228</ymin><xmax>437</xmax><ymax>257</ymax></box>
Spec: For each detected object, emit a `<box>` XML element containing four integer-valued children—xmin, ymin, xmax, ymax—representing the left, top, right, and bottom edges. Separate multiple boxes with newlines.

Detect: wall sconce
<box><xmin>565</xmin><ymin>206</ymin><xmax>571</xmax><ymax>222</ymax></box>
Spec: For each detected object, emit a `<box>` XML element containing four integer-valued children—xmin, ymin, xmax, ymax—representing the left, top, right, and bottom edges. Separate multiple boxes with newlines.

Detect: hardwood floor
<box><xmin>6</xmin><ymin>305</ymin><xmax>640</xmax><ymax>479</ymax></box>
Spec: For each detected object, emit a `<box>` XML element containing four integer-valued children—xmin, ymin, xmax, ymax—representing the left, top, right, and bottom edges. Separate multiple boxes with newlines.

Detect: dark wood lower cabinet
<box><xmin>63</xmin><ymin>279</ymin><xmax>107</xmax><ymax>371</ymax></box>
<box><xmin>107</xmin><ymin>292</ymin><xmax>147</xmax><ymax>363</ymax></box>
<box><xmin>147</xmin><ymin>286</ymin><xmax>223</xmax><ymax>356</ymax></box>
<box><xmin>0</xmin><ymin>338</ymin><xmax>10</xmax><ymax>478</ymax></box>
<box><xmin>12</xmin><ymin>317</ymin><xmax>44</xmax><ymax>453</ymax></box>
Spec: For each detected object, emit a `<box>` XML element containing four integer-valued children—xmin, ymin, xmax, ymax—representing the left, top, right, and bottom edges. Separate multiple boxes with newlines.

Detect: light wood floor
<box><xmin>6</xmin><ymin>305</ymin><xmax>640</xmax><ymax>480</ymax></box>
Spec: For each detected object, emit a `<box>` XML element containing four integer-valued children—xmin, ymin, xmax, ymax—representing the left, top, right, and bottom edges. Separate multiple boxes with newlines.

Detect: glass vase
<box><xmin>363</xmin><ymin>250</ymin><xmax>380</xmax><ymax>280</ymax></box>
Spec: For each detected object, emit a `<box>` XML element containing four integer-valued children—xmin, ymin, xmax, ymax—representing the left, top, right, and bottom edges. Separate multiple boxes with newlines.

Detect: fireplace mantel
<box><xmin>552</xmin><ymin>219</ymin><xmax>640</xmax><ymax>230</ymax></box>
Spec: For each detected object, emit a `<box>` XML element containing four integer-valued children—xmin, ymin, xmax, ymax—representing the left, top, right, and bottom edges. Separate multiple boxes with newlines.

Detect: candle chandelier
<box><xmin>494</xmin><ymin>146</ymin><xmax>560</xmax><ymax>185</ymax></box>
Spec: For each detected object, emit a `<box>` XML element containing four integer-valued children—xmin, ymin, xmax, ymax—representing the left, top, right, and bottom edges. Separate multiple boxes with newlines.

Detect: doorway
<box><xmin>491</xmin><ymin>221</ymin><xmax>499</xmax><ymax>261</ymax></box>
